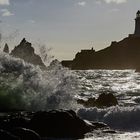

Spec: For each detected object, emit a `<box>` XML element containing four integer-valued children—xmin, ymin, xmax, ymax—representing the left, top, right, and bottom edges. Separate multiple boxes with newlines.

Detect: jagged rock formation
<box><xmin>62</xmin><ymin>11</ymin><xmax>140</xmax><ymax>70</ymax></box>
<box><xmin>10</xmin><ymin>38</ymin><xmax>46</xmax><ymax>69</ymax></box>
<box><xmin>3</xmin><ymin>43</ymin><xmax>9</xmax><ymax>53</ymax></box>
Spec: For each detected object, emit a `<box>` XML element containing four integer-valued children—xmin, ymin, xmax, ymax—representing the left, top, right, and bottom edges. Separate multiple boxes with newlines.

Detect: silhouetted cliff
<box><xmin>62</xmin><ymin>35</ymin><xmax>140</xmax><ymax>70</ymax></box>
<box><xmin>62</xmin><ymin>11</ymin><xmax>140</xmax><ymax>70</ymax></box>
<box><xmin>10</xmin><ymin>38</ymin><xmax>46</xmax><ymax>69</ymax></box>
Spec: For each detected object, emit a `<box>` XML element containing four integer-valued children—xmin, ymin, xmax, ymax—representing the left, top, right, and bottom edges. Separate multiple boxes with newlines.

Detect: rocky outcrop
<box><xmin>0</xmin><ymin>130</ymin><xmax>19</xmax><ymax>140</ymax></box>
<box><xmin>95</xmin><ymin>93</ymin><xmax>118</xmax><ymax>107</ymax></box>
<box><xmin>10</xmin><ymin>38</ymin><xmax>46</xmax><ymax>69</ymax></box>
<box><xmin>0</xmin><ymin>110</ymin><xmax>117</xmax><ymax>139</ymax></box>
<box><xmin>29</xmin><ymin>110</ymin><xmax>94</xmax><ymax>138</ymax></box>
<box><xmin>0</xmin><ymin>110</ymin><xmax>97</xmax><ymax>139</ymax></box>
<box><xmin>77</xmin><ymin>93</ymin><xmax>118</xmax><ymax>108</ymax></box>
<box><xmin>0</xmin><ymin>128</ymin><xmax>40</xmax><ymax>140</ymax></box>
<box><xmin>3</xmin><ymin>43</ymin><xmax>9</xmax><ymax>53</ymax></box>
<box><xmin>62</xmin><ymin>11</ymin><xmax>140</xmax><ymax>70</ymax></box>
<box><xmin>10</xmin><ymin>128</ymin><xmax>40</xmax><ymax>140</ymax></box>
<box><xmin>62</xmin><ymin>36</ymin><xmax>140</xmax><ymax>70</ymax></box>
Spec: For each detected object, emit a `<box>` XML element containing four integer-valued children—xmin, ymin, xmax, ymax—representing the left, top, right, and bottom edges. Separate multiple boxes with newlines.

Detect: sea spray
<box><xmin>0</xmin><ymin>52</ymin><xmax>78</xmax><ymax>111</ymax></box>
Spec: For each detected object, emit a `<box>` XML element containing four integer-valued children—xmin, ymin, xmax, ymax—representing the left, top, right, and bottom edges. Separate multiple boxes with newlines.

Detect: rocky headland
<box><xmin>62</xmin><ymin>36</ymin><xmax>140</xmax><ymax>70</ymax></box>
<box><xmin>62</xmin><ymin>11</ymin><xmax>140</xmax><ymax>71</ymax></box>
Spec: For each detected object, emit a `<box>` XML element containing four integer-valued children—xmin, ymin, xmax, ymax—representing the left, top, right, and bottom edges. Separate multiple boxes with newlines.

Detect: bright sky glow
<box><xmin>0</xmin><ymin>0</ymin><xmax>139</xmax><ymax>60</ymax></box>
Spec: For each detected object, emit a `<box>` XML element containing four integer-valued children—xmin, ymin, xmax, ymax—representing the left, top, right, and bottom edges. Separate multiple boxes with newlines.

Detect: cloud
<box><xmin>0</xmin><ymin>0</ymin><xmax>10</xmax><ymax>5</ymax></box>
<box><xmin>110</xmin><ymin>8</ymin><xmax>120</xmax><ymax>12</ymax></box>
<box><xmin>28</xmin><ymin>19</ymin><xmax>36</xmax><ymax>24</ymax></box>
<box><xmin>1</xmin><ymin>9</ymin><xmax>14</xmax><ymax>16</ymax></box>
<box><xmin>103</xmin><ymin>0</ymin><xmax>127</xmax><ymax>4</ymax></box>
<box><xmin>77</xmin><ymin>1</ymin><xmax>86</xmax><ymax>7</ymax></box>
<box><xmin>95</xmin><ymin>1</ymin><xmax>102</xmax><ymax>5</ymax></box>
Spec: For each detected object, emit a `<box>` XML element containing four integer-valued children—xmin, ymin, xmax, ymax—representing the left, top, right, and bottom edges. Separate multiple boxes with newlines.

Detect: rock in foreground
<box><xmin>29</xmin><ymin>110</ymin><xmax>94</xmax><ymax>138</ymax></box>
<box><xmin>0</xmin><ymin>110</ymin><xmax>95</xmax><ymax>139</ymax></box>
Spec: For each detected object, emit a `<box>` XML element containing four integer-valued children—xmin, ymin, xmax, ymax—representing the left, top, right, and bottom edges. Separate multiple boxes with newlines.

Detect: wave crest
<box><xmin>0</xmin><ymin>53</ymin><xmax>77</xmax><ymax>111</ymax></box>
<box><xmin>78</xmin><ymin>106</ymin><xmax>140</xmax><ymax>131</ymax></box>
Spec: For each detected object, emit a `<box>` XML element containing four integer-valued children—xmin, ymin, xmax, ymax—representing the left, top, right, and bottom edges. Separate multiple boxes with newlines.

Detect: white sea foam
<box><xmin>83</xmin><ymin>132</ymin><xmax>140</xmax><ymax>140</ymax></box>
<box><xmin>75</xmin><ymin>69</ymin><xmax>140</xmax><ymax>106</ymax></box>
<box><xmin>0</xmin><ymin>53</ymin><xmax>77</xmax><ymax>111</ymax></box>
<box><xmin>77</xmin><ymin>106</ymin><xmax>140</xmax><ymax>131</ymax></box>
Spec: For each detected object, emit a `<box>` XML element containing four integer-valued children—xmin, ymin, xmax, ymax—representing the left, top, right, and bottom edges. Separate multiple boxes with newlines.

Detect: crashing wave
<box><xmin>0</xmin><ymin>53</ymin><xmax>77</xmax><ymax>111</ymax></box>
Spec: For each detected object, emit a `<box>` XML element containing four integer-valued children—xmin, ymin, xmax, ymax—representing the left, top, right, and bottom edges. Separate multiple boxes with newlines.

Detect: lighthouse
<box><xmin>134</xmin><ymin>10</ymin><xmax>140</xmax><ymax>36</ymax></box>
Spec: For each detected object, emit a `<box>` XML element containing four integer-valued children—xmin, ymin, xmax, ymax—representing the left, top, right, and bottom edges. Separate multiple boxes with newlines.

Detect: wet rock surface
<box><xmin>11</xmin><ymin>128</ymin><xmax>41</xmax><ymax>140</ymax></box>
<box><xmin>0</xmin><ymin>110</ymin><xmax>114</xmax><ymax>139</ymax></box>
<box><xmin>0</xmin><ymin>129</ymin><xmax>19</xmax><ymax>140</ymax></box>
<box><xmin>77</xmin><ymin>93</ymin><xmax>118</xmax><ymax>108</ymax></box>
<box><xmin>29</xmin><ymin>110</ymin><xmax>94</xmax><ymax>138</ymax></box>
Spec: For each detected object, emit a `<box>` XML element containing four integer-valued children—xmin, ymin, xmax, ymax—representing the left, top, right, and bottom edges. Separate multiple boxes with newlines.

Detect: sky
<box><xmin>0</xmin><ymin>0</ymin><xmax>139</xmax><ymax>60</ymax></box>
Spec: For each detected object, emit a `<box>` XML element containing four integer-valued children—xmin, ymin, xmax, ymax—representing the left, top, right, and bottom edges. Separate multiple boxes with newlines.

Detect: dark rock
<box><xmin>102</xmin><ymin>130</ymin><xmax>117</xmax><ymax>134</ymax></box>
<box><xmin>77</xmin><ymin>93</ymin><xmax>118</xmax><ymax>107</ymax></box>
<box><xmin>11</xmin><ymin>128</ymin><xmax>40</xmax><ymax>140</ymax></box>
<box><xmin>61</xmin><ymin>60</ymin><xmax>73</xmax><ymax>68</ymax></box>
<box><xmin>0</xmin><ymin>113</ymin><xmax>30</xmax><ymax>132</ymax></box>
<box><xmin>29</xmin><ymin>110</ymin><xmax>94</xmax><ymax>138</ymax></box>
<box><xmin>0</xmin><ymin>129</ymin><xmax>19</xmax><ymax>140</ymax></box>
<box><xmin>0</xmin><ymin>110</ymin><xmax>113</xmax><ymax>139</ymax></box>
<box><xmin>10</xmin><ymin>38</ymin><xmax>46</xmax><ymax>69</ymax></box>
<box><xmin>135</xmin><ymin>67</ymin><xmax>140</xmax><ymax>72</ymax></box>
<box><xmin>3</xmin><ymin>43</ymin><xmax>9</xmax><ymax>53</ymax></box>
<box><xmin>9</xmin><ymin>117</ymin><xmax>29</xmax><ymax>128</ymax></box>
<box><xmin>77</xmin><ymin>99</ymin><xmax>87</xmax><ymax>106</ymax></box>
<box><xmin>95</xmin><ymin>93</ymin><xmax>118</xmax><ymax>107</ymax></box>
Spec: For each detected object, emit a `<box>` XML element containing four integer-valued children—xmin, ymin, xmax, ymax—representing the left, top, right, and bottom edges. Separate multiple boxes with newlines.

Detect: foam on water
<box><xmin>78</xmin><ymin>106</ymin><xmax>140</xmax><ymax>131</ymax></box>
<box><xmin>75</xmin><ymin>70</ymin><xmax>140</xmax><ymax>106</ymax></box>
<box><xmin>39</xmin><ymin>132</ymin><xmax>140</xmax><ymax>140</ymax></box>
<box><xmin>83</xmin><ymin>132</ymin><xmax>140</xmax><ymax>140</ymax></box>
<box><xmin>0</xmin><ymin>53</ymin><xmax>77</xmax><ymax>111</ymax></box>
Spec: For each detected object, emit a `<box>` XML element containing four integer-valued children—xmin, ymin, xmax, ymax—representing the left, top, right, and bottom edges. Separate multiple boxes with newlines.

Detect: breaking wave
<box><xmin>0</xmin><ymin>53</ymin><xmax>77</xmax><ymax>111</ymax></box>
<box><xmin>77</xmin><ymin>106</ymin><xmax>140</xmax><ymax>131</ymax></box>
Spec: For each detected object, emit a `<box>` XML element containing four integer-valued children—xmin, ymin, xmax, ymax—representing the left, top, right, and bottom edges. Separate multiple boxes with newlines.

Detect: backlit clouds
<box><xmin>77</xmin><ymin>1</ymin><xmax>86</xmax><ymax>6</ymax></box>
<box><xmin>1</xmin><ymin>9</ymin><xmax>14</xmax><ymax>16</ymax></box>
<box><xmin>0</xmin><ymin>0</ymin><xmax>10</xmax><ymax>5</ymax></box>
<box><xmin>28</xmin><ymin>19</ymin><xmax>36</xmax><ymax>24</ymax></box>
<box><xmin>76</xmin><ymin>0</ymin><xmax>128</xmax><ymax>6</ymax></box>
<box><xmin>103</xmin><ymin>0</ymin><xmax>128</xmax><ymax>4</ymax></box>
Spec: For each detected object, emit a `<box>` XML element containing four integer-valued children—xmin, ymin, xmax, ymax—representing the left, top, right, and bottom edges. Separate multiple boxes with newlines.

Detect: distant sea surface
<box><xmin>74</xmin><ymin>70</ymin><xmax>140</xmax><ymax>140</ymax></box>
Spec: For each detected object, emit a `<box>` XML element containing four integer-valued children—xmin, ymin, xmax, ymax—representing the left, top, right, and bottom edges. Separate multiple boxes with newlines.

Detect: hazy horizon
<box><xmin>0</xmin><ymin>0</ymin><xmax>140</xmax><ymax>60</ymax></box>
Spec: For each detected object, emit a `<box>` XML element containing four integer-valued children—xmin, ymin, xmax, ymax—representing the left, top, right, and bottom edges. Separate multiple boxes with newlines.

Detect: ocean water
<box><xmin>1</xmin><ymin>52</ymin><xmax>140</xmax><ymax>139</ymax></box>
<box><xmin>75</xmin><ymin>70</ymin><xmax>140</xmax><ymax>139</ymax></box>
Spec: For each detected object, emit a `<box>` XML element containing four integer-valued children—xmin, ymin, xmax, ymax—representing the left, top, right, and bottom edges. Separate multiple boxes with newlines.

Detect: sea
<box><xmin>1</xmin><ymin>52</ymin><xmax>140</xmax><ymax>140</ymax></box>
